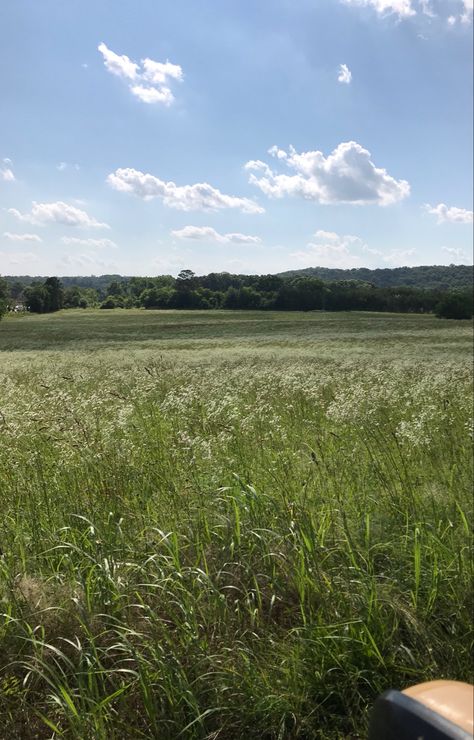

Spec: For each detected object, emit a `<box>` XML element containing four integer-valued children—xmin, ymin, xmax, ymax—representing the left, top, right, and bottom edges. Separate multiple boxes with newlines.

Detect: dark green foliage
<box><xmin>100</xmin><ymin>296</ymin><xmax>120</xmax><ymax>309</ymax></box>
<box><xmin>6</xmin><ymin>265</ymin><xmax>474</xmax><ymax>317</ymax></box>
<box><xmin>24</xmin><ymin>277</ymin><xmax>64</xmax><ymax>313</ymax></box>
<box><xmin>278</xmin><ymin>264</ymin><xmax>474</xmax><ymax>289</ymax></box>
<box><xmin>435</xmin><ymin>289</ymin><xmax>473</xmax><ymax>320</ymax></box>
<box><xmin>0</xmin><ymin>277</ymin><xmax>8</xmax><ymax>319</ymax></box>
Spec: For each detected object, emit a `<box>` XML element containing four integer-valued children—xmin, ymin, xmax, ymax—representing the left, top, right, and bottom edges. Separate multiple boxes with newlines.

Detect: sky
<box><xmin>0</xmin><ymin>0</ymin><xmax>472</xmax><ymax>277</ymax></box>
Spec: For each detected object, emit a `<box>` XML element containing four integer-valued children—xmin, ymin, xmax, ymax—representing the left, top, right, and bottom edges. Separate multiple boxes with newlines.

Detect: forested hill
<box><xmin>5</xmin><ymin>264</ymin><xmax>473</xmax><ymax>291</ymax></box>
<box><xmin>277</xmin><ymin>264</ymin><xmax>473</xmax><ymax>289</ymax></box>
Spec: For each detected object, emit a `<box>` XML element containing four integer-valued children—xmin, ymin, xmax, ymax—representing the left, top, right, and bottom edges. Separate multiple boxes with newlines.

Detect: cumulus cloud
<box><xmin>448</xmin><ymin>0</ymin><xmax>473</xmax><ymax>23</ymax></box>
<box><xmin>171</xmin><ymin>225</ymin><xmax>261</xmax><ymax>244</ymax></box>
<box><xmin>245</xmin><ymin>141</ymin><xmax>410</xmax><ymax>206</ymax></box>
<box><xmin>425</xmin><ymin>202</ymin><xmax>473</xmax><ymax>224</ymax></box>
<box><xmin>129</xmin><ymin>85</ymin><xmax>174</xmax><ymax>104</ymax></box>
<box><xmin>3</xmin><ymin>232</ymin><xmax>42</xmax><ymax>243</ymax></box>
<box><xmin>107</xmin><ymin>167</ymin><xmax>264</xmax><ymax>214</ymax></box>
<box><xmin>342</xmin><ymin>0</ymin><xmax>415</xmax><ymax>18</ymax></box>
<box><xmin>442</xmin><ymin>246</ymin><xmax>469</xmax><ymax>261</ymax></box>
<box><xmin>344</xmin><ymin>0</ymin><xmax>472</xmax><ymax>22</ymax></box>
<box><xmin>1</xmin><ymin>158</ymin><xmax>15</xmax><ymax>182</ymax></box>
<box><xmin>419</xmin><ymin>0</ymin><xmax>436</xmax><ymax>17</ymax></box>
<box><xmin>291</xmin><ymin>230</ymin><xmax>365</xmax><ymax>268</ymax></box>
<box><xmin>98</xmin><ymin>42</ymin><xmax>183</xmax><ymax>106</ymax></box>
<box><xmin>97</xmin><ymin>42</ymin><xmax>139</xmax><ymax>80</ymax></box>
<box><xmin>338</xmin><ymin>63</ymin><xmax>352</xmax><ymax>84</ymax></box>
<box><xmin>8</xmin><ymin>201</ymin><xmax>110</xmax><ymax>229</ymax></box>
<box><xmin>61</xmin><ymin>237</ymin><xmax>118</xmax><ymax>249</ymax></box>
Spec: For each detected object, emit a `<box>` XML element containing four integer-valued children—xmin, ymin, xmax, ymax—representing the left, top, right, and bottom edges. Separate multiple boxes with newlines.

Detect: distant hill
<box><xmin>3</xmin><ymin>274</ymin><xmax>126</xmax><ymax>291</ymax></box>
<box><xmin>277</xmin><ymin>264</ymin><xmax>473</xmax><ymax>289</ymax></box>
<box><xmin>3</xmin><ymin>264</ymin><xmax>473</xmax><ymax>292</ymax></box>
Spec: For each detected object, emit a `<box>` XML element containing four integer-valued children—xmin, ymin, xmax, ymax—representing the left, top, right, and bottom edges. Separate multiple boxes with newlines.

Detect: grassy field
<box><xmin>0</xmin><ymin>309</ymin><xmax>472</xmax><ymax>739</ymax></box>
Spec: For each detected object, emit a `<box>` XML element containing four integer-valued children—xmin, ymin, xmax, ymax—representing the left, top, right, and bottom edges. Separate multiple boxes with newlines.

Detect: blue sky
<box><xmin>0</xmin><ymin>0</ymin><xmax>472</xmax><ymax>276</ymax></box>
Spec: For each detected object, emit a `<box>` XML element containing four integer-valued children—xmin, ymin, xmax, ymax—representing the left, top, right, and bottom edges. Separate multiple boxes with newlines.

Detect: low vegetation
<box><xmin>0</xmin><ymin>310</ymin><xmax>472</xmax><ymax>738</ymax></box>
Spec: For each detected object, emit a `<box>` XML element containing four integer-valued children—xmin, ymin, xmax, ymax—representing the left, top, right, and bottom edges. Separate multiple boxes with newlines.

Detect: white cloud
<box><xmin>246</xmin><ymin>141</ymin><xmax>410</xmax><ymax>206</ymax></box>
<box><xmin>57</xmin><ymin>162</ymin><xmax>80</xmax><ymax>171</ymax></box>
<box><xmin>448</xmin><ymin>0</ymin><xmax>473</xmax><ymax>23</ymax></box>
<box><xmin>461</xmin><ymin>0</ymin><xmax>473</xmax><ymax>23</ymax></box>
<box><xmin>171</xmin><ymin>225</ymin><xmax>261</xmax><ymax>244</ymax></box>
<box><xmin>1</xmin><ymin>158</ymin><xmax>15</xmax><ymax>181</ymax></box>
<box><xmin>3</xmin><ymin>232</ymin><xmax>43</xmax><ymax>243</ymax></box>
<box><xmin>344</xmin><ymin>0</ymin><xmax>472</xmax><ymax>23</ymax></box>
<box><xmin>61</xmin><ymin>253</ymin><xmax>117</xmax><ymax>269</ymax></box>
<box><xmin>342</xmin><ymin>0</ymin><xmax>415</xmax><ymax>18</ymax></box>
<box><xmin>61</xmin><ymin>237</ymin><xmax>118</xmax><ymax>249</ymax></box>
<box><xmin>97</xmin><ymin>42</ymin><xmax>139</xmax><ymax>80</ymax></box>
<box><xmin>107</xmin><ymin>167</ymin><xmax>264</xmax><ymax>214</ymax></box>
<box><xmin>419</xmin><ymin>0</ymin><xmax>436</xmax><ymax>17</ymax></box>
<box><xmin>425</xmin><ymin>202</ymin><xmax>473</xmax><ymax>224</ymax></box>
<box><xmin>338</xmin><ymin>63</ymin><xmax>352</xmax><ymax>84</ymax></box>
<box><xmin>442</xmin><ymin>246</ymin><xmax>469</xmax><ymax>261</ymax></box>
<box><xmin>98</xmin><ymin>42</ymin><xmax>183</xmax><ymax>106</ymax></box>
<box><xmin>129</xmin><ymin>84</ymin><xmax>174</xmax><ymax>105</ymax></box>
<box><xmin>290</xmin><ymin>230</ymin><xmax>364</xmax><ymax>268</ymax></box>
<box><xmin>0</xmin><ymin>251</ymin><xmax>40</xmax><ymax>265</ymax></box>
<box><xmin>383</xmin><ymin>248</ymin><xmax>416</xmax><ymax>264</ymax></box>
<box><xmin>8</xmin><ymin>201</ymin><xmax>110</xmax><ymax>229</ymax></box>
<box><xmin>141</xmin><ymin>58</ymin><xmax>183</xmax><ymax>84</ymax></box>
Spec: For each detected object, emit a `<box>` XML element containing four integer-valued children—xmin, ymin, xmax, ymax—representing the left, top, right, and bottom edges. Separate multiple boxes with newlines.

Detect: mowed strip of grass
<box><xmin>0</xmin><ymin>309</ymin><xmax>472</xmax><ymax>739</ymax></box>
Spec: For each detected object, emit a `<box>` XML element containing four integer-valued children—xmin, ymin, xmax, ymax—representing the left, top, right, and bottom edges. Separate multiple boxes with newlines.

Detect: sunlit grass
<box><xmin>0</xmin><ymin>310</ymin><xmax>472</xmax><ymax>738</ymax></box>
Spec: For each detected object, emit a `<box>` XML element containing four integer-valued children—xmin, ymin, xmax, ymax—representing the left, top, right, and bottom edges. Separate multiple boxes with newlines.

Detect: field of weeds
<box><xmin>0</xmin><ymin>309</ymin><xmax>472</xmax><ymax>739</ymax></box>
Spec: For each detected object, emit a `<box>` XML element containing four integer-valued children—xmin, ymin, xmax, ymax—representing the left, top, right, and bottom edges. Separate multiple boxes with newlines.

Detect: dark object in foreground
<box><xmin>369</xmin><ymin>681</ymin><xmax>473</xmax><ymax>739</ymax></box>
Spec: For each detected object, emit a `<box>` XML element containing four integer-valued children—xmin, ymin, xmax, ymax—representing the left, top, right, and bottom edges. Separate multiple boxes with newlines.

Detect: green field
<box><xmin>0</xmin><ymin>310</ymin><xmax>472</xmax><ymax>738</ymax></box>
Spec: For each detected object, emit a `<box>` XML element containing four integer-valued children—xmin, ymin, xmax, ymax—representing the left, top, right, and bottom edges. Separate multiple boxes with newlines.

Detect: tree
<box><xmin>0</xmin><ymin>277</ymin><xmax>8</xmax><ymax>319</ymax></box>
<box><xmin>24</xmin><ymin>277</ymin><xmax>64</xmax><ymax>313</ymax></box>
<box><xmin>435</xmin><ymin>290</ymin><xmax>473</xmax><ymax>320</ymax></box>
<box><xmin>44</xmin><ymin>277</ymin><xmax>64</xmax><ymax>311</ymax></box>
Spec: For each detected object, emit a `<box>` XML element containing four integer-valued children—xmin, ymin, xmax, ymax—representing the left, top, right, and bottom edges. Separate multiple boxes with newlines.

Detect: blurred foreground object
<box><xmin>368</xmin><ymin>680</ymin><xmax>473</xmax><ymax>739</ymax></box>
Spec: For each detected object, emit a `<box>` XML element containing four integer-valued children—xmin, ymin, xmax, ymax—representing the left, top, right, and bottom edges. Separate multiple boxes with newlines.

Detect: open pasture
<box><xmin>0</xmin><ymin>309</ymin><xmax>472</xmax><ymax>738</ymax></box>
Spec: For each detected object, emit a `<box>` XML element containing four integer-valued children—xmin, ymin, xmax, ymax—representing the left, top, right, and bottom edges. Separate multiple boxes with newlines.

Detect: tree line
<box><xmin>1</xmin><ymin>270</ymin><xmax>472</xmax><ymax>320</ymax></box>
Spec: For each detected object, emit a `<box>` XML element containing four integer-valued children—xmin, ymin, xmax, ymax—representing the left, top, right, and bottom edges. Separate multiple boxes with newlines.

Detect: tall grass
<box><xmin>0</xmin><ymin>311</ymin><xmax>472</xmax><ymax>738</ymax></box>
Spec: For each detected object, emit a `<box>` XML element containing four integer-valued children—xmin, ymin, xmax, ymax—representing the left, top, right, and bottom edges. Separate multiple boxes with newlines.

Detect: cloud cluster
<box><xmin>291</xmin><ymin>230</ymin><xmax>364</xmax><ymax>268</ymax></box>
<box><xmin>442</xmin><ymin>246</ymin><xmax>469</xmax><ymax>261</ymax></box>
<box><xmin>425</xmin><ymin>202</ymin><xmax>473</xmax><ymax>224</ymax></box>
<box><xmin>291</xmin><ymin>230</ymin><xmax>418</xmax><ymax>268</ymax></box>
<box><xmin>338</xmin><ymin>63</ymin><xmax>352</xmax><ymax>84</ymax></box>
<box><xmin>343</xmin><ymin>0</ymin><xmax>472</xmax><ymax>23</ymax></box>
<box><xmin>342</xmin><ymin>0</ymin><xmax>415</xmax><ymax>18</ymax></box>
<box><xmin>3</xmin><ymin>232</ymin><xmax>42</xmax><ymax>243</ymax></box>
<box><xmin>171</xmin><ymin>225</ymin><xmax>261</xmax><ymax>244</ymax></box>
<box><xmin>61</xmin><ymin>237</ymin><xmax>118</xmax><ymax>249</ymax></box>
<box><xmin>61</xmin><ymin>253</ymin><xmax>117</xmax><ymax>269</ymax></box>
<box><xmin>245</xmin><ymin>141</ymin><xmax>410</xmax><ymax>206</ymax></box>
<box><xmin>107</xmin><ymin>167</ymin><xmax>264</xmax><ymax>214</ymax></box>
<box><xmin>98</xmin><ymin>42</ymin><xmax>183</xmax><ymax>106</ymax></box>
<box><xmin>8</xmin><ymin>201</ymin><xmax>110</xmax><ymax>229</ymax></box>
<box><xmin>448</xmin><ymin>0</ymin><xmax>473</xmax><ymax>24</ymax></box>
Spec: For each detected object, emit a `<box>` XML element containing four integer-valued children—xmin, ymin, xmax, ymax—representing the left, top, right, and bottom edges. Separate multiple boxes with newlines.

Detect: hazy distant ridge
<box><xmin>276</xmin><ymin>264</ymin><xmax>473</xmax><ymax>289</ymax></box>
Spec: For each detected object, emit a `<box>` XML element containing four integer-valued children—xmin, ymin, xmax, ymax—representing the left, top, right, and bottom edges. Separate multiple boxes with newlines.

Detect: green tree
<box><xmin>435</xmin><ymin>290</ymin><xmax>473</xmax><ymax>320</ymax></box>
<box><xmin>44</xmin><ymin>277</ymin><xmax>64</xmax><ymax>311</ymax></box>
<box><xmin>0</xmin><ymin>277</ymin><xmax>8</xmax><ymax>319</ymax></box>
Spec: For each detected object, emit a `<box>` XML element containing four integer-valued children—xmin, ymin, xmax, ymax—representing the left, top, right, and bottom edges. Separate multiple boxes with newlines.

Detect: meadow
<box><xmin>0</xmin><ymin>309</ymin><xmax>472</xmax><ymax>739</ymax></box>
